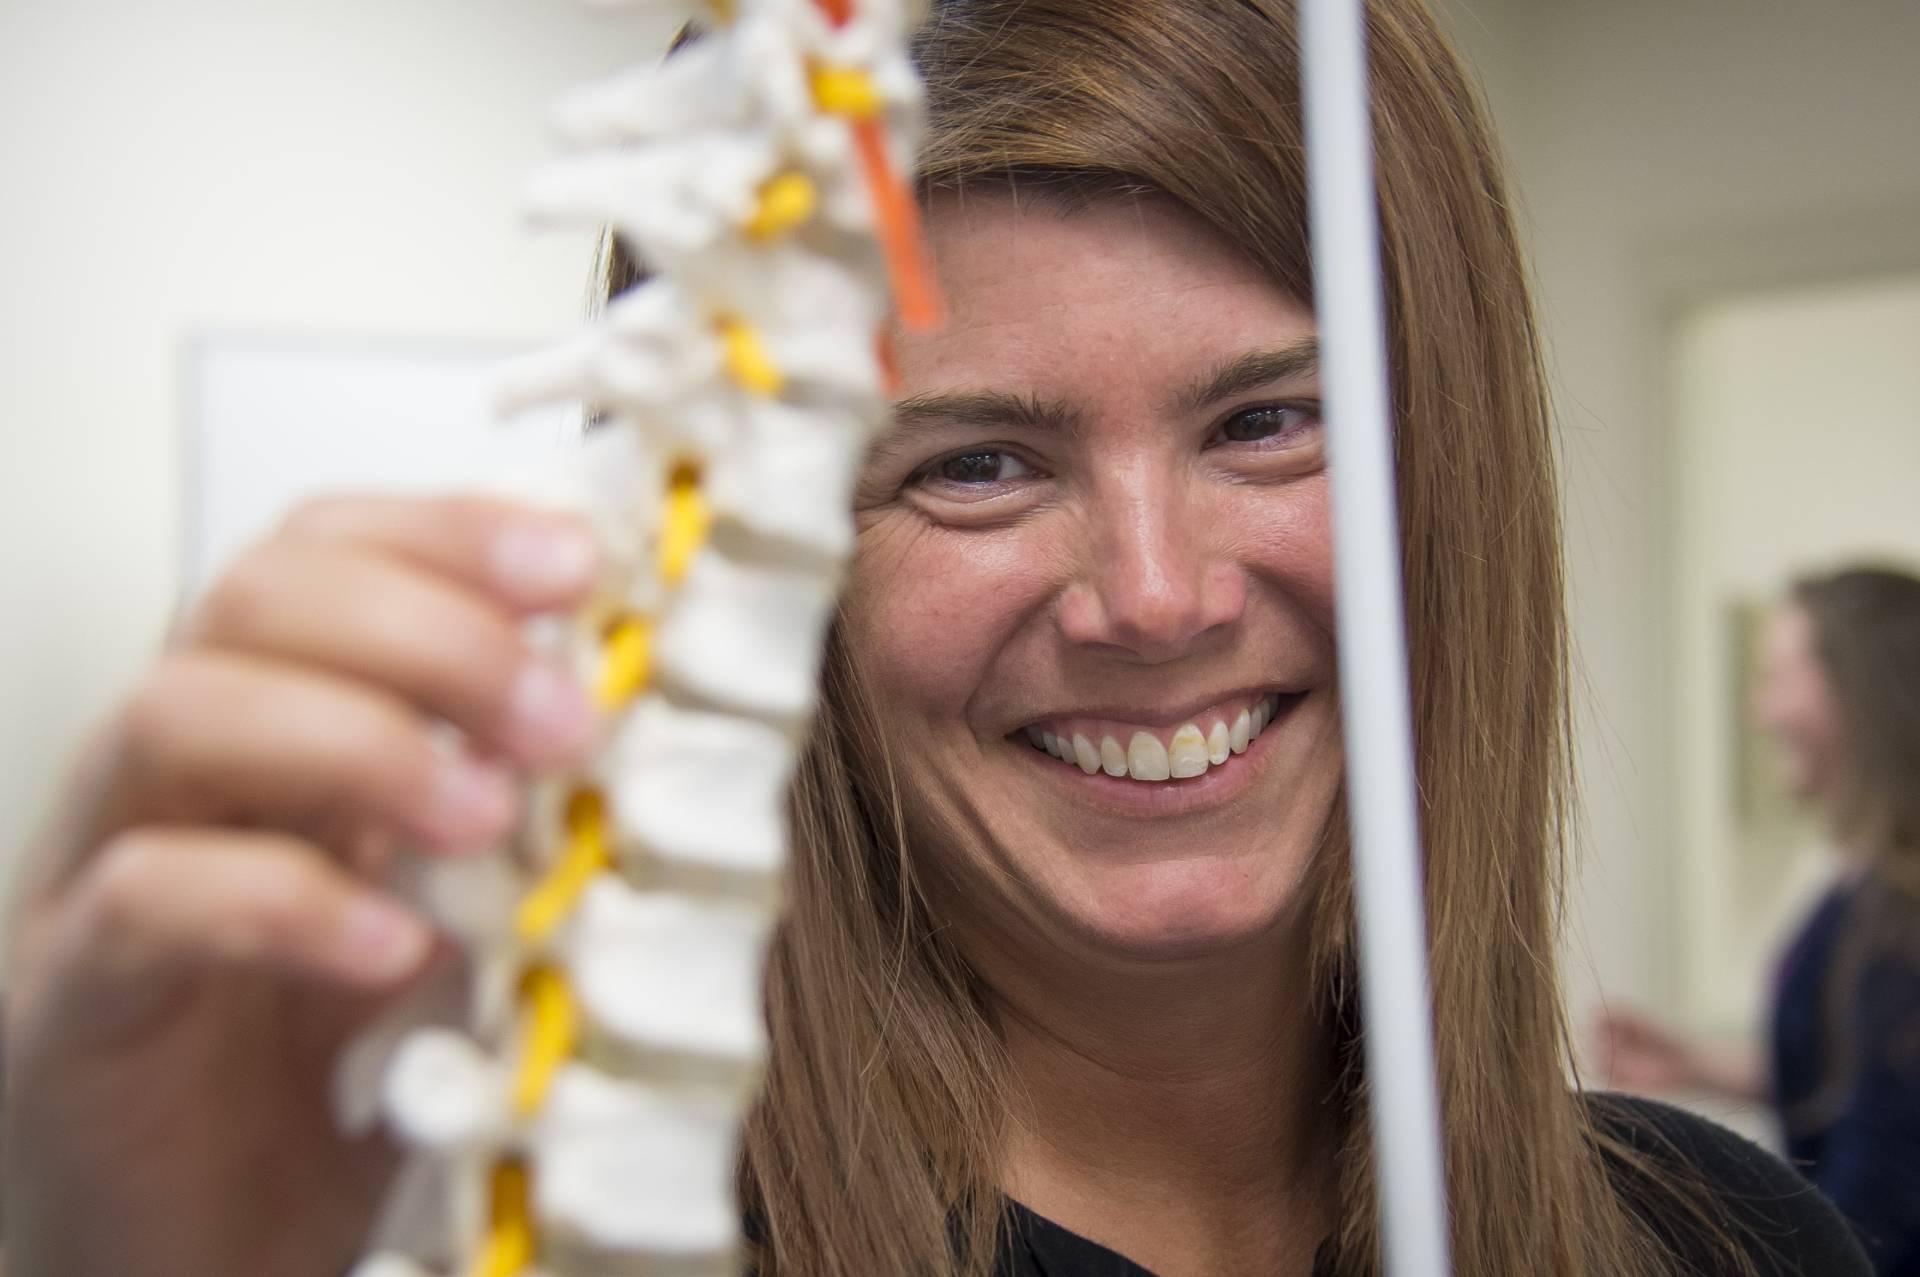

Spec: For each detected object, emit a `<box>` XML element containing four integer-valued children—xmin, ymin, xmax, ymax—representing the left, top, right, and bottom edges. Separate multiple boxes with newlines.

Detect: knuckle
<box><xmin>277</xmin><ymin>493</ymin><xmax>361</xmax><ymax>542</ymax></box>
<box><xmin>376</xmin><ymin>740</ymin><xmax>450</xmax><ymax>834</ymax></box>
<box><xmin>195</xmin><ymin>542</ymin><xmax>287</xmax><ymax>640</ymax></box>
<box><xmin>240</xmin><ymin>854</ymin><xmax>325</xmax><ymax>943</ymax></box>
<box><xmin>434</xmin><ymin>492</ymin><xmax>510</xmax><ymax>536</ymax></box>
<box><xmin>84</xmin><ymin>832</ymin><xmax>167</xmax><ymax>932</ymax></box>
<box><xmin>113</xmin><ymin>658</ymin><xmax>199</xmax><ymax>765</ymax></box>
<box><xmin>418</xmin><ymin>645</ymin><xmax>529</xmax><ymax>752</ymax></box>
<box><xmin>325</xmin><ymin>697</ymin><xmax>436</xmax><ymax>800</ymax></box>
<box><xmin>331</xmin><ymin>705</ymin><xmax>407</xmax><ymax>774</ymax></box>
<box><xmin>359</xmin><ymin>588</ymin><xmax>527</xmax><ymax>727</ymax></box>
<box><xmin>438</xmin><ymin>613</ymin><xmax>526</xmax><ymax>700</ymax></box>
<box><xmin>365</xmin><ymin>574</ymin><xmax>466</xmax><ymax>647</ymax></box>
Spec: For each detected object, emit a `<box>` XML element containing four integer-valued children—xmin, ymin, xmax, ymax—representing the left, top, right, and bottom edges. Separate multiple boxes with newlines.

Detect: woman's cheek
<box><xmin>843</xmin><ymin>516</ymin><xmax>984</xmax><ymax>711</ymax></box>
<box><xmin>844</xmin><ymin>513</ymin><xmax>1063</xmax><ymax>715</ymax></box>
<box><xmin>1231</xmin><ymin>475</ymin><xmax>1337</xmax><ymax>634</ymax></box>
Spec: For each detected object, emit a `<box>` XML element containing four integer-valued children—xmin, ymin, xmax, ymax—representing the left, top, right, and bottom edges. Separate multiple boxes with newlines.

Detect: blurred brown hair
<box><xmin>608</xmin><ymin>0</ymin><xmax>1735</xmax><ymax>1272</ymax></box>
<box><xmin>1779</xmin><ymin>566</ymin><xmax>1920</xmax><ymax>1139</ymax></box>
<box><xmin>1795</xmin><ymin>567</ymin><xmax>1920</xmax><ymax>881</ymax></box>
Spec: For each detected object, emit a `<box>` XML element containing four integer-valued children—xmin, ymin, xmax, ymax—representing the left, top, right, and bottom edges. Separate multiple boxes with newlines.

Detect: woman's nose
<box><xmin>1057</xmin><ymin>471</ymin><xmax>1245</xmax><ymax>661</ymax></box>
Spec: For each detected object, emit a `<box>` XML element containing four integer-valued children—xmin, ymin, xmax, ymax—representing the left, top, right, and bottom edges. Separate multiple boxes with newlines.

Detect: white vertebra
<box><xmin>346</xmin><ymin>1255</ymin><xmax>437</xmax><ymax>1277</ymax></box>
<box><xmin>707</xmin><ymin>397</ymin><xmax>867</xmax><ymax>562</ymax></box>
<box><xmin>604</xmin><ymin>695</ymin><xmax>798</xmax><ymax>881</ymax></box>
<box><xmin>532</xmin><ymin>1065</ymin><xmax>743</xmax><ymax>1259</ymax></box>
<box><xmin>565</xmin><ymin>877</ymin><xmax>772</xmax><ymax>1067</ymax></box>
<box><xmin>654</xmin><ymin>550</ymin><xmax>839</xmax><ymax>723</ymax></box>
<box><xmin>384</xmin><ymin>1030</ymin><xmax>508</xmax><ymax>1152</ymax></box>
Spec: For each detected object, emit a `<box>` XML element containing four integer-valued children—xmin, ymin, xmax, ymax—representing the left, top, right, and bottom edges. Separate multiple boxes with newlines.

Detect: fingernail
<box><xmin>342</xmin><ymin>898</ymin><xmax>431</xmax><ymax>982</ymax></box>
<box><xmin>427</xmin><ymin>757</ymin><xmax>516</xmax><ymax>847</ymax></box>
<box><xmin>510</xmin><ymin>663</ymin><xmax>596</xmax><ymax>760</ymax></box>
<box><xmin>493</xmin><ymin>521</ymin><xmax>598</xmax><ymax>599</ymax></box>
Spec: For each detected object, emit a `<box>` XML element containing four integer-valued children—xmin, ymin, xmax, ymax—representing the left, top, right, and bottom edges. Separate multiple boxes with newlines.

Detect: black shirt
<box><xmin>998</xmin><ymin>1095</ymin><xmax>1871</xmax><ymax>1276</ymax></box>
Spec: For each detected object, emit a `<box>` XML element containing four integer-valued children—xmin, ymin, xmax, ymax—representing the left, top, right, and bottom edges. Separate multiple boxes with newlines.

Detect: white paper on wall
<box><xmin>183</xmin><ymin>334</ymin><xmax>581</xmax><ymax>601</ymax></box>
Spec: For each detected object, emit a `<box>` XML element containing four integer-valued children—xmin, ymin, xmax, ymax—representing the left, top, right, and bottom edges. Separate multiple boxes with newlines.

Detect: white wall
<box><xmin>1672</xmin><ymin>273</ymin><xmax>1920</xmax><ymax>1029</ymax></box>
<box><xmin>1453</xmin><ymin>0</ymin><xmax>1920</xmax><ymax>1023</ymax></box>
<box><xmin>1430</xmin><ymin>0</ymin><xmax>1525</xmax><ymax>124</ymax></box>
<box><xmin>0</xmin><ymin>2</ymin><xmax>669</xmax><ymax>875</ymax></box>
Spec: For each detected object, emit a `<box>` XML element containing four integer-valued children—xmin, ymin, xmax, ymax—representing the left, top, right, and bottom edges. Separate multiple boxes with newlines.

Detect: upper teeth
<box><xmin>1024</xmin><ymin>694</ymin><xmax>1285</xmax><ymax>783</ymax></box>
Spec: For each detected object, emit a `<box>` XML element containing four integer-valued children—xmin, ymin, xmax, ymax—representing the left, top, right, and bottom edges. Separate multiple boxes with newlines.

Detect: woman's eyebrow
<box><xmin>1171</xmin><ymin>340</ymin><xmax>1321</xmax><ymax>413</ymax></box>
<box><xmin>885</xmin><ymin>389</ymin><xmax>1086</xmax><ymax>438</ymax></box>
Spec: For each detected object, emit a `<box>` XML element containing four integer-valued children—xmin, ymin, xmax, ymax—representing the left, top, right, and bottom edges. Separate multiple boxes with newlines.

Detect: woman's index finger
<box><xmin>276</xmin><ymin>493</ymin><xmax>600</xmax><ymax>615</ymax></box>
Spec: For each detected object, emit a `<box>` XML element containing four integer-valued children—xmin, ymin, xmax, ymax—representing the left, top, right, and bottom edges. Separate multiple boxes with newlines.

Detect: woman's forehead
<box><xmin>900</xmin><ymin>190</ymin><xmax>1316</xmax><ymax>399</ymax></box>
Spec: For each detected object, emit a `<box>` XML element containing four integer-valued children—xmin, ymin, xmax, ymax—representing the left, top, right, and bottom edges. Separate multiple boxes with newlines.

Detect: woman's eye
<box><xmin>1215</xmin><ymin>404</ymin><xmax>1320</xmax><ymax>445</ymax></box>
<box><xmin>923</xmin><ymin>450</ymin><xmax>1035</xmax><ymax>486</ymax></box>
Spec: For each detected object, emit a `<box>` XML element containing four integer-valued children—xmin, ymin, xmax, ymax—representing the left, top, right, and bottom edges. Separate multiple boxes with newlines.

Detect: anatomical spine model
<box><xmin>344</xmin><ymin>2</ymin><xmax>938</xmax><ymax>1273</ymax></box>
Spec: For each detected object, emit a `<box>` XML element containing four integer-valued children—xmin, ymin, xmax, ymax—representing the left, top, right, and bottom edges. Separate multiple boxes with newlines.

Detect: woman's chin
<box><xmin>1041</xmin><ymin>856</ymin><xmax>1309</xmax><ymax>961</ymax></box>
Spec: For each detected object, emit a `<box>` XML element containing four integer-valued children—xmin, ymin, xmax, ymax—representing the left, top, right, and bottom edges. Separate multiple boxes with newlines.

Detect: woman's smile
<box><xmin>1005</xmin><ymin>689</ymin><xmax>1312</xmax><ymax>820</ymax></box>
<box><xmin>1021</xmin><ymin>689</ymin><xmax>1289</xmax><ymax>781</ymax></box>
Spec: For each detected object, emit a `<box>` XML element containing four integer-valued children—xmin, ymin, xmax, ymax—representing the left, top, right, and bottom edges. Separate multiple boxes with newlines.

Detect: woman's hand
<box><xmin>1590</xmin><ymin>1007</ymin><xmax>1765</xmax><ymax>1102</ymax></box>
<box><xmin>2</xmin><ymin>495</ymin><xmax>600</xmax><ymax>1277</ymax></box>
<box><xmin>1591</xmin><ymin>1008</ymin><xmax>1703</xmax><ymax>1094</ymax></box>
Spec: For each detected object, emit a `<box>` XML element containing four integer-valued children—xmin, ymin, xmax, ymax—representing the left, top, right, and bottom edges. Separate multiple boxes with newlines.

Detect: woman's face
<box><xmin>1753</xmin><ymin>603</ymin><xmax>1842</xmax><ymax>801</ymax></box>
<box><xmin>844</xmin><ymin>192</ymin><xmax>1342</xmax><ymax>961</ymax></box>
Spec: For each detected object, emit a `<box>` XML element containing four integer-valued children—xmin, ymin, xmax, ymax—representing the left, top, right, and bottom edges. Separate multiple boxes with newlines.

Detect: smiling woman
<box><xmin>0</xmin><ymin>2</ymin><xmax>1878</xmax><ymax>1277</ymax></box>
<box><xmin>591</xmin><ymin>2</ymin><xmax>1870</xmax><ymax>1275</ymax></box>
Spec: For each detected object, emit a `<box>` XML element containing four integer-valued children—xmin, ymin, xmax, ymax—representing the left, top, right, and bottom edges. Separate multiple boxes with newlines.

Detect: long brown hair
<box><xmin>1795</xmin><ymin>567</ymin><xmax>1920</xmax><ymax>882</ymax></box>
<box><xmin>1783</xmin><ymin>566</ymin><xmax>1920</xmax><ymax>1138</ymax></box>
<box><xmin>609</xmin><ymin>1</ymin><xmax>1714</xmax><ymax>1271</ymax></box>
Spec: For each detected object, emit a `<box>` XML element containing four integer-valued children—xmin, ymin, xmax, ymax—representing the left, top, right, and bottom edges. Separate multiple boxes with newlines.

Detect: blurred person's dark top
<box><xmin>1773</xmin><ymin>880</ymin><xmax>1920</xmax><ymax>1274</ymax></box>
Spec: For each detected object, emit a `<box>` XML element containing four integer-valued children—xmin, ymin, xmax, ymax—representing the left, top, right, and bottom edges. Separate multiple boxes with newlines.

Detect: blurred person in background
<box><xmin>1597</xmin><ymin>566</ymin><xmax>1920</xmax><ymax>1274</ymax></box>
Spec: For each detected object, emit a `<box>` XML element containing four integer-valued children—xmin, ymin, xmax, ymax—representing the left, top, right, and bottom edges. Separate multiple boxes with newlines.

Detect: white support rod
<box><xmin>1297</xmin><ymin>2</ymin><xmax>1452</xmax><ymax>1275</ymax></box>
